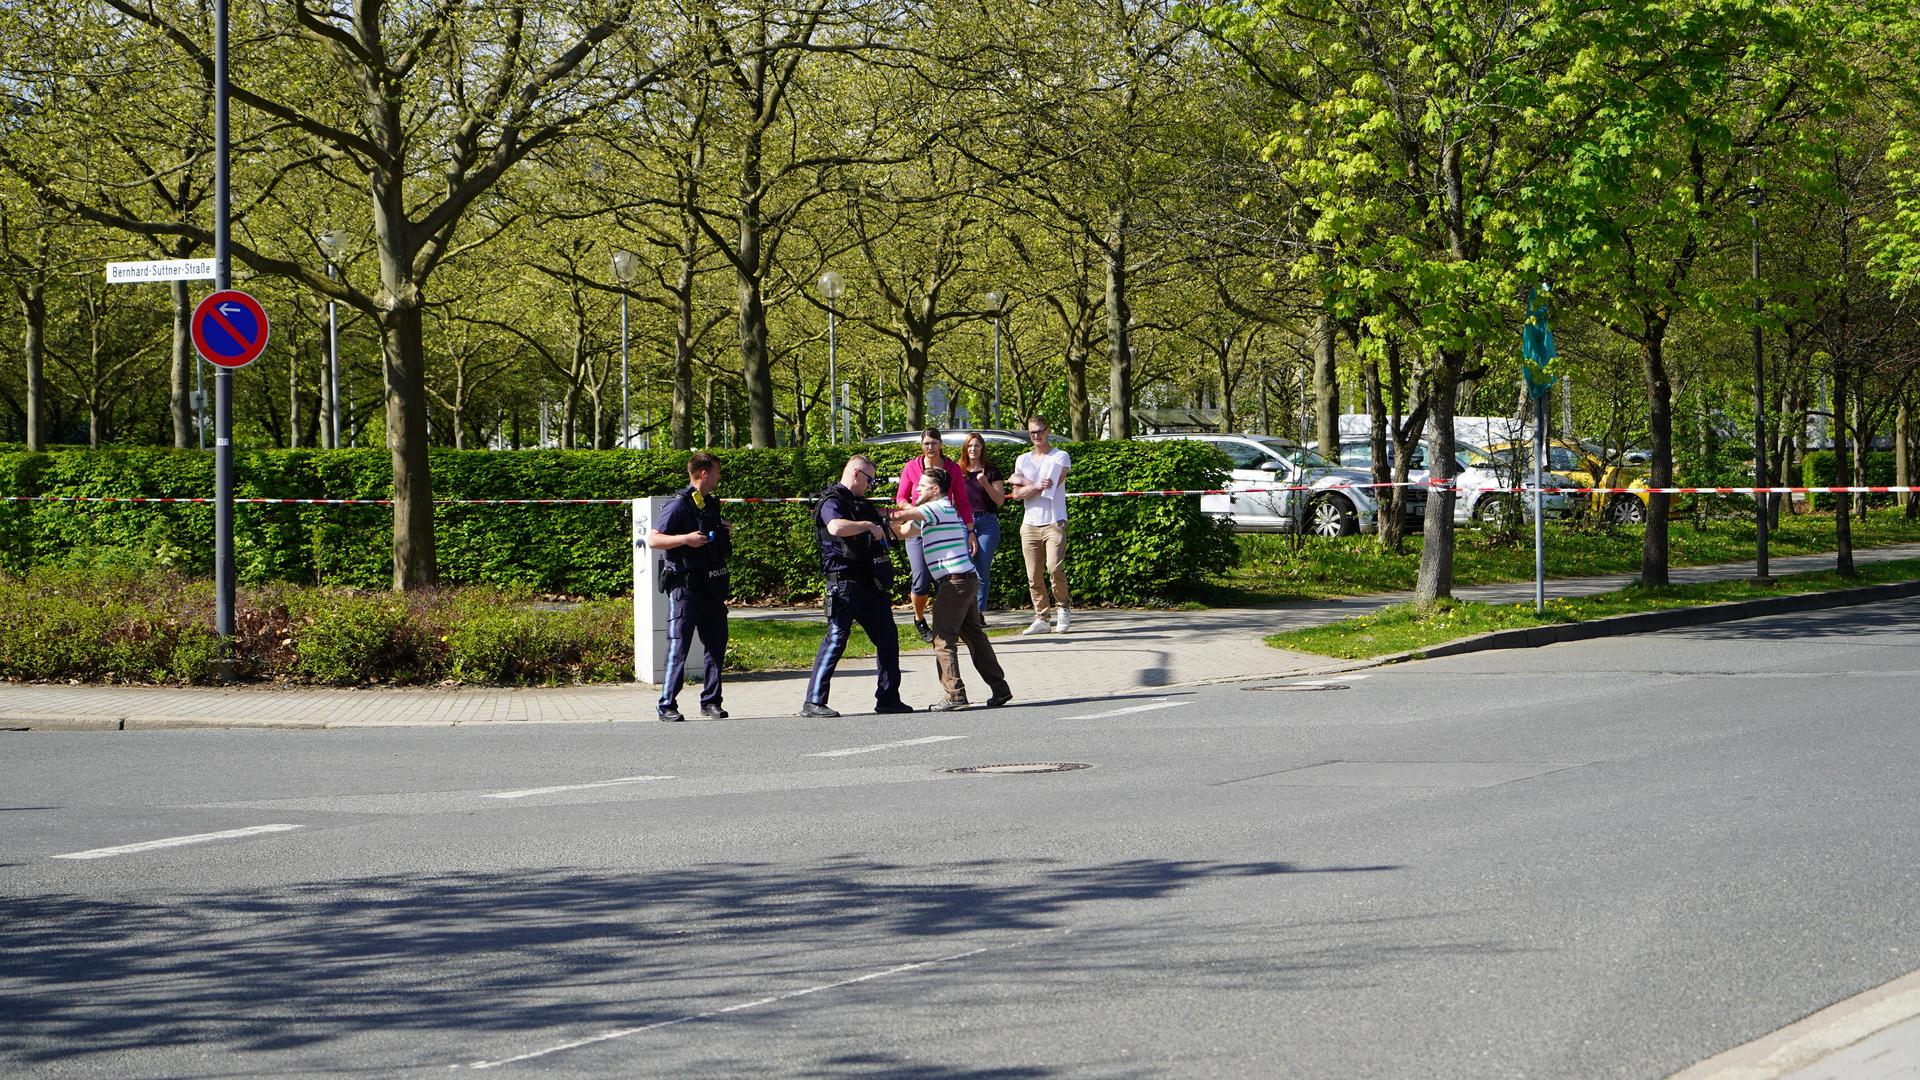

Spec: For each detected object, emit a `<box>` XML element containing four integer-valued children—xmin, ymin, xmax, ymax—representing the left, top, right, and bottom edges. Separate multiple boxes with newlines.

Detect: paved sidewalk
<box><xmin>5</xmin><ymin>543</ymin><xmax>1916</xmax><ymax>731</ymax></box>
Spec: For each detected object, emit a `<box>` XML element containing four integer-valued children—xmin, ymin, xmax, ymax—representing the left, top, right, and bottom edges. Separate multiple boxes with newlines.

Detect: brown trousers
<box><xmin>1019</xmin><ymin>521</ymin><xmax>1070</xmax><ymax>617</ymax></box>
<box><xmin>930</xmin><ymin>571</ymin><xmax>1010</xmax><ymax>703</ymax></box>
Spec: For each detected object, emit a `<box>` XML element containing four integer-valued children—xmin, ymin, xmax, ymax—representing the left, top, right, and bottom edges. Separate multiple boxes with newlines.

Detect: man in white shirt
<box><xmin>1009</xmin><ymin>414</ymin><xmax>1072</xmax><ymax>634</ymax></box>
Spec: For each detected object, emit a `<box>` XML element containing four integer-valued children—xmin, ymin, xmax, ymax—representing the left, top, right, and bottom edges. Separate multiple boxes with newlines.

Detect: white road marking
<box><xmin>808</xmin><ymin>735</ymin><xmax>967</xmax><ymax>758</ymax></box>
<box><xmin>483</xmin><ymin>776</ymin><xmax>675</xmax><ymax>800</ymax></box>
<box><xmin>52</xmin><ymin>824</ymin><xmax>303</xmax><ymax>860</ymax></box>
<box><xmin>1063</xmin><ymin>699</ymin><xmax>1187</xmax><ymax>721</ymax></box>
<box><xmin>467</xmin><ymin>946</ymin><xmax>992</xmax><ymax>1070</ymax></box>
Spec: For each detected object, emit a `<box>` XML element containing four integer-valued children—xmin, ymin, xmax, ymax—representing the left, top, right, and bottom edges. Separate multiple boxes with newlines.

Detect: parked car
<box><xmin>1483</xmin><ymin>439</ymin><xmax>1674</xmax><ymax>524</ymax></box>
<box><xmin>1336</xmin><ymin>440</ymin><xmax>1578</xmax><ymax>526</ymax></box>
<box><xmin>863</xmin><ymin>428</ymin><xmax>1028</xmax><ymax>447</ymax></box>
<box><xmin>1137</xmin><ymin>432</ymin><xmax>1422</xmax><ymax>536</ymax></box>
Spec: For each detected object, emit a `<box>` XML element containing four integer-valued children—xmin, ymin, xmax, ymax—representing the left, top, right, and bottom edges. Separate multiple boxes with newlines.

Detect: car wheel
<box><xmin>1604</xmin><ymin>495</ymin><xmax>1647</xmax><ymax>525</ymax></box>
<box><xmin>1306</xmin><ymin>494</ymin><xmax>1359</xmax><ymax>537</ymax></box>
<box><xmin>1473</xmin><ymin>494</ymin><xmax>1521</xmax><ymax>529</ymax></box>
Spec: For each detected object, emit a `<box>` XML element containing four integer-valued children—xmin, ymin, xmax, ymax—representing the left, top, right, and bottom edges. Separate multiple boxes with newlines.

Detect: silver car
<box><xmin>1337</xmin><ymin>441</ymin><xmax>1576</xmax><ymax>526</ymax></box>
<box><xmin>1138</xmin><ymin>433</ymin><xmax>1421</xmax><ymax>536</ymax></box>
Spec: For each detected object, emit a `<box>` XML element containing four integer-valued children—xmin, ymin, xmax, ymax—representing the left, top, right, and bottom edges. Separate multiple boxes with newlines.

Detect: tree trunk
<box><xmin>1217</xmin><ymin>335</ymin><xmax>1237</xmax><ymax>432</ymax></box>
<box><xmin>20</xmin><ymin>285</ymin><xmax>46</xmax><ymax>452</ymax></box>
<box><xmin>902</xmin><ymin>345</ymin><xmax>929</xmax><ymax>430</ymax></box>
<box><xmin>1853</xmin><ymin>380</ymin><xmax>1871</xmax><ymax>520</ymax></box>
<box><xmin>382</xmin><ymin>305</ymin><xmax>436</xmax><ymax>590</ymax></box>
<box><xmin>672</xmin><ymin>233</ymin><xmax>696</xmax><ymax>450</ymax></box>
<box><xmin>1901</xmin><ymin>395</ymin><xmax>1916</xmax><ymax>520</ymax></box>
<box><xmin>1365</xmin><ymin>354</ymin><xmax>1395</xmax><ymax>551</ymax></box>
<box><xmin>1066</xmin><ymin>334</ymin><xmax>1091</xmax><ymax>441</ymax></box>
<box><xmin>1257</xmin><ymin>360</ymin><xmax>1270</xmax><ymax>435</ymax></box>
<box><xmin>1105</xmin><ymin>209</ymin><xmax>1132</xmax><ymax>440</ymax></box>
<box><xmin>1641</xmin><ymin>328</ymin><xmax>1673</xmax><ymax>587</ymax></box>
<box><xmin>1413</xmin><ymin>360</ymin><xmax>1461</xmax><ymax>605</ymax></box>
<box><xmin>737</xmin><ymin>125</ymin><xmax>775</xmax><ymax>449</ymax></box>
<box><xmin>1833</xmin><ymin>352</ymin><xmax>1855</xmax><ymax>575</ymax></box>
<box><xmin>1313</xmin><ymin>306</ymin><xmax>1339</xmax><ymax>460</ymax></box>
<box><xmin>286</xmin><ymin>346</ymin><xmax>303</xmax><ymax>449</ymax></box>
<box><xmin>170</xmin><ymin>278</ymin><xmax>194</xmax><ymax>448</ymax></box>
<box><xmin>1897</xmin><ymin>396</ymin><xmax>1910</xmax><ymax>514</ymax></box>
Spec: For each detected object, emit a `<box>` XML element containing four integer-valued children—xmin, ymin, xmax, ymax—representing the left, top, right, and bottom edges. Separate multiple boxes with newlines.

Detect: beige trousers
<box><xmin>930</xmin><ymin>571</ymin><xmax>1009</xmax><ymax>702</ymax></box>
<box><xmin>1019</xmin><ymin>521</ymin><xmax>1070</xmax><ymax>617</ymax></box>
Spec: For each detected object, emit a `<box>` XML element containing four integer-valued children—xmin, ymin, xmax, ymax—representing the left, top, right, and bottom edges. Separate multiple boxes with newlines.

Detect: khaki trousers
<box><xmin>930</xmin><ymin>571</ymin><xmax>1009</xmax><ymax>703</ymax></box>
<box><xmin>1019</xmin><ymin>521</ymin><xmax>1070</xmax><ymax>617</ymax></box>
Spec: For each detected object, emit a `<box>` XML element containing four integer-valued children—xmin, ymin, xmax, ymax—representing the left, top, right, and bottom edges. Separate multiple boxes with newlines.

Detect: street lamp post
<box><xmin>1750</xmin><ymin>177</ymin><xmax>1770</xmax><ymax>581</ymax></box>
<box><xmin>819</xmin><ymin>271</ymin><xmax>845</xmax><ymax>443</ymax></box>
<box><xmin>611</xmin><ymin>251</ymin><xmax>638</xmax><ymax>448</ymax></box>
<box><xmin>986</xmin><ymin>290</ymin><xmax>1005</xmax><ymax>427</ymax></box>
<box><xmin>317</xmin><ymin>230</ymin><xmax>347</xmax><ymax>449</ymax></box>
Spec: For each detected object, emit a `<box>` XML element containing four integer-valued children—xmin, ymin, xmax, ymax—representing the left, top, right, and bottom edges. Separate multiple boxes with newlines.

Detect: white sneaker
<box><xmin>1054</xmin><ymin>608</ymin><xmax>1072</xmax><ymax>633</ymax></box>
<box><xmin>1022</xmin><ymin>617</ymin><xmax>1051</xmax><ymax>636</ymax></box>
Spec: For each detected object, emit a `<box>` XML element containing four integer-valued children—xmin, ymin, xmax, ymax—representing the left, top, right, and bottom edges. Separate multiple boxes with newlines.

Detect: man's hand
<box><xmin>1039</xmin><ymin>476</ymin><xmax>1055</xmax><ymax>491</ymax></box>
<box><xmin>683</xmin><ymin>531</ymin><xmax>708</xmax><ymax>548</ymax></box>
<box><xmin>869</xmin><ymin>522</ymin><xmax>886</xmax><ymax>539</ymax></box>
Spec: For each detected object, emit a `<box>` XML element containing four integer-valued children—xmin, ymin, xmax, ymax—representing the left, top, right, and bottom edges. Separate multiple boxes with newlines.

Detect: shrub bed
<box><xmin>0</xmin><ymin>441</ymin><xmax>1236</xmax><ymax>605</ymax></box>
<box><xmin>0</xmin><ymin>568</ymin><xmax>631</xmax><ymax>686</ymax></box>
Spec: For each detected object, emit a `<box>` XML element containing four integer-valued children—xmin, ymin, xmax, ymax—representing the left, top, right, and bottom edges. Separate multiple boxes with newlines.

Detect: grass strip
<box><xmin>1207</xmin><ymin>509</ymin><xmax>1920</xmax><ymax>604</ymax></box>
<box><xmin>1266</xmin><ymin>558</ymin><xmax>1920</xmax><ymax>660</ymax></box>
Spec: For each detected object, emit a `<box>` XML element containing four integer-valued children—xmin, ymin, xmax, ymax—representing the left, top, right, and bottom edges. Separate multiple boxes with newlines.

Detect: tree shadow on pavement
<box><xmin>0</xmin><ymin>856</ymin><xmax>1405</xmax><ymax>1073</ymax></box>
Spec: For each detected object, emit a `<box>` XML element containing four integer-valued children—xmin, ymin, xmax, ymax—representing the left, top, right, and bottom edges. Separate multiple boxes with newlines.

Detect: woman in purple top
<box><xmin>896</xmin><ymin>428</ymin><xmax>974</xmax><ymax>644</ymax></box>
<box><xmin>959</xmin><ymin>432</ymin><xmax>1006</xmax><ymax>614</ymax></box>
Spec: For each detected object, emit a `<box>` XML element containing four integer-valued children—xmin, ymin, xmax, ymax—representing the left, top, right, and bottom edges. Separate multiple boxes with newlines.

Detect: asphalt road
<box><xmin>5</xmin><ymin>599</ymin><xmax>1920</xmax><ymax>1078</ymax></box>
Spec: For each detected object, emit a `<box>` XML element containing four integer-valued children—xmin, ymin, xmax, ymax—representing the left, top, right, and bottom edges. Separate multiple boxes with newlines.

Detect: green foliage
<box><xmin>0</xmin><ymin>441</ymin><xmax>1234</xmax><ymax>604</ymax></box>
<box><xmin>1803</xmin><ymin>450</ymin><xmax>1898</xmax><ymax>509</ymax></box>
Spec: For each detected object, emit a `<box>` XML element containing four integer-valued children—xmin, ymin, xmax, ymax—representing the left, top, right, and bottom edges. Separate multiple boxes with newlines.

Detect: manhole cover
<box><xmin>944</xmin><ymin>762</ymin><xmax>1093</xmax><ymax>775</ymax></box>
<box><xmin>1246</xmin><ymin>683</ymin><xmax>1350</xmax><ymax>692</ymax></box>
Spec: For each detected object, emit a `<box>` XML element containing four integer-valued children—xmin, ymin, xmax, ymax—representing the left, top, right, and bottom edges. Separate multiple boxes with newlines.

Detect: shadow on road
<box><xmin>1672</xmin><ymin>597</ymin><xmax>1920</xmax><ymax>641</ymax></box>
<box><xmin>1</xmin><ymin>856</ymin><xmax>1401</xmax><ymax>1070</ymax></box>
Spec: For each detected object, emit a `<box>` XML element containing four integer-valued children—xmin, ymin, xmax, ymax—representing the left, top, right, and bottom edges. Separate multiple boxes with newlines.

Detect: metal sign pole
<box><xmin>1534</xmin><ymin>392</ymin><xmax>1547</xmax><ymax>615</ymax></box>
<box><xmin>827</xmin><ymin>301</ymin><xmax>838</xmax><ymax>444</ymax></box>
<box><xmin>620</xmin><ymin>293</ymin><xmax>630</xmax><ymax>447</ymax></box>
<box><xmin>327</xmin><ymin>261</ymin><xmax>340</xmax><ymax>449</ymax></box>
<box><xmin>212</xmin><ymin>0</ymin><xmax>235</xmax><ymax>650</ymax></box>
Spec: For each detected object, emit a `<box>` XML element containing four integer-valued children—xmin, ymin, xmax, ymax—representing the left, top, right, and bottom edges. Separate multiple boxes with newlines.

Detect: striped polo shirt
<box><xmin>920</xmin><ymin>498</ymin><xmax>973</xmax><ymax>577</ymax></box>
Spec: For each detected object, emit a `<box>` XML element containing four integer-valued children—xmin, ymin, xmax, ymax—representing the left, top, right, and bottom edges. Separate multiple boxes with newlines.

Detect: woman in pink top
<box><xmin>897</xmin><ymin>428</ymin><xmax>974</xmax><ymax>644</ymax></box>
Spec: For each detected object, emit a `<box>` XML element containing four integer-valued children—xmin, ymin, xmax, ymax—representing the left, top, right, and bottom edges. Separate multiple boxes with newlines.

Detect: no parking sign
<box><xmin>191</xmin><ymin>290</ymin><xmax>270</xmax><ymax>369</ymax></box>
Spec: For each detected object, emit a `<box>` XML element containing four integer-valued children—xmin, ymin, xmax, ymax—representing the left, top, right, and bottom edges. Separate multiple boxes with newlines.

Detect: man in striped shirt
<box><xmin>891</xmin><ymin>466</ymin><xmax>1012</xmax><ymax>711</ymax></box>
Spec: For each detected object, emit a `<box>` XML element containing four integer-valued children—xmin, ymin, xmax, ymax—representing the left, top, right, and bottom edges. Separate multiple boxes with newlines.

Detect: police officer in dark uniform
<box><xmin>802</xmin><ymin>455</ymin><xmax>913</xmax><ymax>718</ymax></box>
<box><xmin>647</xmin><ymin>451</ymin><xmax>732</xmax><ymax>722</ymax></box>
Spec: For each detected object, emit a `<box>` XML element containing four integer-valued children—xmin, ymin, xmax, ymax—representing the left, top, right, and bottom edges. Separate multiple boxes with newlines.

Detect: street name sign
<box><xmin>191</xmin><ymin>290</ymin><xmax>271</xmax><ymax>369</ymax></box>
<box><xmin>105</xmin><ymin>259</ymin><xmax>218</xmax><ymax>284</ymax></box>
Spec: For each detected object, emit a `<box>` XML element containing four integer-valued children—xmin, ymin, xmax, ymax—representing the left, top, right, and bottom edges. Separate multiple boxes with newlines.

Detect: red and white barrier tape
<box><xmin>3</xmin><ymin>483</ymin><xmax>1913</xmax><ymax>507</ymax></box>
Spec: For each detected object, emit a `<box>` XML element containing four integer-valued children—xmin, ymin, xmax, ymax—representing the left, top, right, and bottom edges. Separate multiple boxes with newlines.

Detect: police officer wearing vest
<box><xmin>648</xmin><ymin>451</ymin><xmax>732</xmax><ymax>722</ymax></box>
<box><xmin>802</xmin><ymin>455</ymin><xmax>913</xmax><ymax>718</ymax></box>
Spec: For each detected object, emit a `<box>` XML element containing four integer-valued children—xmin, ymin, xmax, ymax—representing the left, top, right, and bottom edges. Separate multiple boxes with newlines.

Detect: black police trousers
<box><xmin>806</xmin><ymin>579</ymin><xmax>902</xmax><ymax>709</ymax></box>
<box><xmin>660</xmin><ymin>585</ymin><xmax>727</xmax><ymax>713</ymax></box>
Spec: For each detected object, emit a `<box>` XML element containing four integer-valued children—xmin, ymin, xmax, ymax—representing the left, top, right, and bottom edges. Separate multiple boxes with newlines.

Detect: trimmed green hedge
<box><xmin>0</xmin><ymin>441</ymin><xmax>1236</xmax><ymax>604</ymax></box>
<box><xmin>1803</xmin><ymin>450</ymin><xmax>1896</xmax><ymax>510</ymax></box>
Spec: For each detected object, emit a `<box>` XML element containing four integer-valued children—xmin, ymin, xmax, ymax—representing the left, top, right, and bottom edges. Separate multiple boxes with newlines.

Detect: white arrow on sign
<box><xmin>105</xmin><ymin>259</ymin><xmax>217</xmax><ymax>284</ymax></box>
<box><xmin>220</xmin><ymin>304</ymin><xmax>242</xmax><ymax>316</ymax></box>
